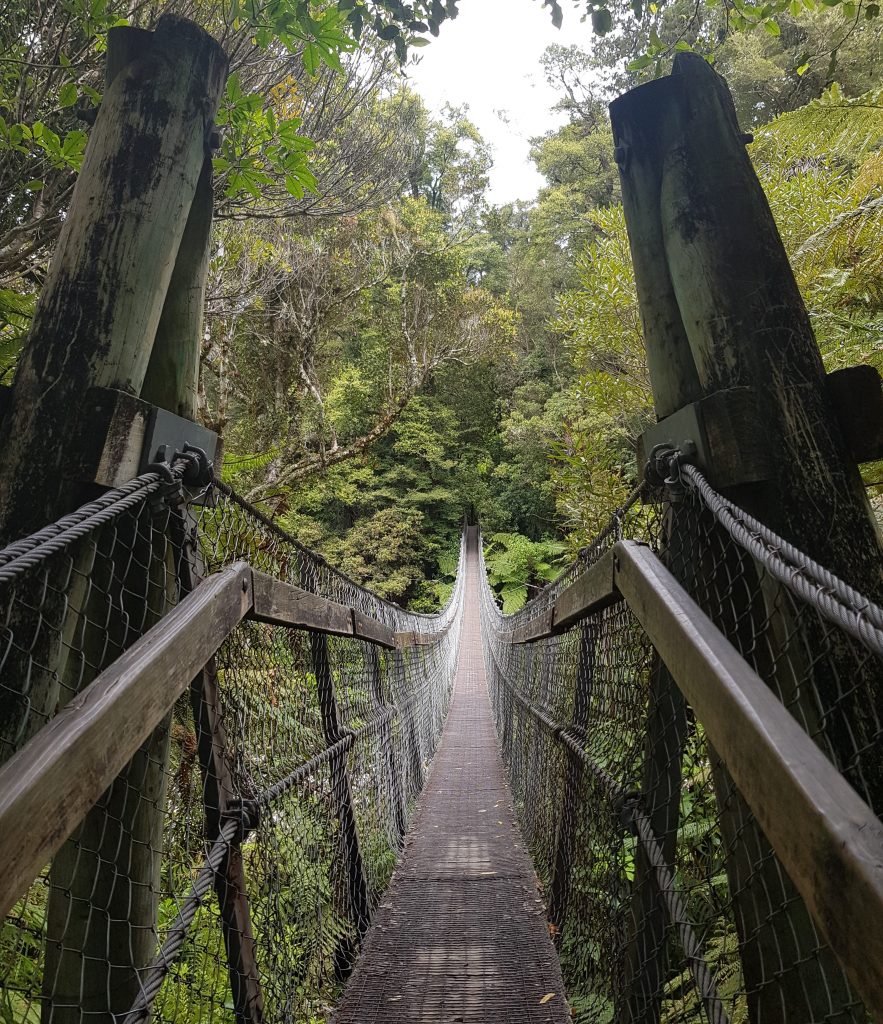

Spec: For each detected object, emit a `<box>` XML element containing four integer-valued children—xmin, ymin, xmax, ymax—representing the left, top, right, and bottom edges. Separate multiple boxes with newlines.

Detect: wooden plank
<box><xmin>0</xmin><ymin>562</ymin><xmax>253</xmax><ymax>920</ymax></box>
<box><xmin>250</xmin><ymin>572</ymin><xmax>353</xmax><ymax>636</ymax></box>
<box><xmin>614</xmin><ymin>540</ymin><xmax>883</xmax><ymax>1019</ymax></box>
<box><xmin>352</xmin><ymin>609</ymin><xmax>396</xmax><ymax>650</ymax></box>
<box><xmin>510</xmin><ymin>609</ymin><xmax>554</xmax><ymax>645</ymax></box>
<box><xmin>251</xmin><ymin>573</ymin><xmax>394</xmax><ymax>648</ymax></box>
<box><xmin>394</xmin><ymin>627</ymin><xmax>450</xmax><ymax>648</ymax></box>
<box><xmin>552</xmin><ymin>549</ymin><xmax>620</xmax><ymax>634</ymax></box>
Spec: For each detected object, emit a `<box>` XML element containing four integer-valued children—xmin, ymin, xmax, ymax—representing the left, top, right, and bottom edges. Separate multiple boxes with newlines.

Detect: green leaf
<box><xmin>546</xmin><ymin>0</ymin><xmax>563</xmax><ymax>27</ymax></box>
<box><xmin>796</xmin><ymin>61</ymin><xmax>810</xmax><ymax>75</ymax></box>
<box><xmin>591</xmin><ymin>8</ymin><xmax>613</xmax><ymax>33</ymax></box>
<box><xmin>25</xmin><ymin>179</ymin><xmax>44</xmax><ymax>191</ymax></box>
<box><xmin>303</xmin><ymin>42</ymin><xmax>320</xmax><ymax>74</ymax></box>
<box><xmin>627</xmin><ymin>54</ymin><xmax>656</xmax><ymax>70</ymax></box>
<box><xmin>284</xmin><ymin>174</ymin><xmax>305</xmax><ymax>197</ymax></box>
<box><xmin>58</xmin><ymin>82</ymin><xmax>78</xmax><ymax>107</ymax></box>
<box><xmin>866</xmin><ymin>3</ymin><xmax>880</xmax><ymax>16</ymax></box>
<box><xmin>764</xmin><ymin>18</ymin><xmax>781</xmax><ymax>34</ymax></box>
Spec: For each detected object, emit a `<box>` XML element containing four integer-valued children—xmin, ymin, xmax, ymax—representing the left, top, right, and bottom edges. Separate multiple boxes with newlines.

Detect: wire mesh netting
<box><xmin>479</xmin><ymin>465</ymin><xmax>882</xmax><ymax>1024</ymax></box>
<box><xmin>2</xmin><ymin>452</ymin><xmax>882</xmax><ymax>1024</ymax></box>
<box><xmin>0</xmin><ymin>467</ymin><xmax>465</xmax><ymax>1023</ymax></box>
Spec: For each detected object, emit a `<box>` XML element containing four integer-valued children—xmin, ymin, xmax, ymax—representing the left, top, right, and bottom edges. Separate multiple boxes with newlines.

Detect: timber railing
<box><xmin>480</xmin><ymin>458</ymin><xmax>883</xmax><ymax>1024</ymax></box>
<box><xmin>0</xmin><ymin>465</ymin><xmax>466</xmax><ymax>1023</ymax></box>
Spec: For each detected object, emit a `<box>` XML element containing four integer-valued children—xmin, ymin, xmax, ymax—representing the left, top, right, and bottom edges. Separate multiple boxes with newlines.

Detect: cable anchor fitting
<box><xmin>222</xmin><ymin>798</ymin><xmax>261</xmax><ymax>845</ymax></box>
<box><xmin>644</xmin><ymin>440</ymin><xmax>696</xmax><ymax>501</ymax></box>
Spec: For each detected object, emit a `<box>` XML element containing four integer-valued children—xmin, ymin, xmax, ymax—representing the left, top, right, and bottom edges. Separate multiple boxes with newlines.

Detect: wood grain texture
<box><xmin>251</xmin><ymin>571</ymin><xmax>353</xmax><ymax>635</ymax></box>
<box><xmin>251</xmin><ymin>572</ymin><xmax>395</xmax><ymax>648</ymax></box>
<box><xmin>352</xmin><ymin>609</ymin><xmax>396</xmax><ymax>650</ymax></box>
<box><xmin>394</xmin><ymin>626</ymin><xmax>450</xmax><ymax>648</ymax></box>
<box><xmin>615</xmin><ymin>540</ymin><xmax>883</xmax><ymax>1018</ymax></box>
<box><xmin>552</xmin><ymin>549</ymin><xmax>619</xmax><ymax>634</ymax></box>
<box><xmin>0</xmin><ymin>17</ymin><xmax>228</xmax><ymax>542</ymax></box>
<box><xmin>0</xmin><ymin>562</ymin><xmax>252</xmax><ymax>920</ymax></box>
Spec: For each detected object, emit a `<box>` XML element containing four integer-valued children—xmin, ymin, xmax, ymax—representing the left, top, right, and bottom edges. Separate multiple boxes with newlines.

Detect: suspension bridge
<box><xmin>0</xmin><ymin>446</ymin><xmax>881</xmax><ymax>1024</ymax></box>
<box><xmin>1</xmin><ymin>16</ymin><xmax>882</xmax><ymax>1024</ymax></box>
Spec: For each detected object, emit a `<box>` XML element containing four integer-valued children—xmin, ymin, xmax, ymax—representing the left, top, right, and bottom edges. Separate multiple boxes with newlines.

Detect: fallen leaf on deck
<box><xmin>539</xmin><ymin>993</ymin><xmax>555</xmax><ymax>1004</ymax></box>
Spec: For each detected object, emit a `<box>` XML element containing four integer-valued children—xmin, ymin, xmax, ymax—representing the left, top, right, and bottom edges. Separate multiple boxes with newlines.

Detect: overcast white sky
<box><xmin>406</xmin><ymin>1</ymin><xmax>593</xmax><ymax>205</ymax></box>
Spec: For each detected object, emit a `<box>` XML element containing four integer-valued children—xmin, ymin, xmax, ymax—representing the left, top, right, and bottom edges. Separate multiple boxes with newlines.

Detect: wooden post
<box><xmin>548</xmin><ymin>617</ymin><xmax>595</xmax><ymax>940</ymax></box>
<box><xmin>172</xmin><ymin>501</ymin><xmax>264</xmax><ymax>1021</ymax></box>
<box><xmin>0</xmin><ymin>20</ymin><xmax>230</xmax><ymax>1022</ymax></box>
<box><xmin>298</xmin><ymin>566</ymin><xmax>371</xmax><ymax>978</ymax></box>
<box><xmin>400</xmin><ymin>650</ymin><xmax>425</xmax><ymax>795</ymax></box>
<box><xmin>189</xmin><ymin>657</ymin><xmax>265</xmax><ymax>1023</ymax></box>
<box><xmin>610</xmin><ymin>52</ymin><xmax>880</xmax><ymax>1022</ymax></box>
<box><xmin>141</xmin><ymin>157</ymin><xmax>214</xmax><ymax>418</ymax></box>
<box><xmin>367</xmin><ymin>645</ymin><xmax>406</xmax><ymax>847</ymax></box>
<box><xmin>615</xmin><ymin>511</ymin><xmax>690</xmax><ymax>1024</ymax></box>
<box><xmin>0</xmin><ymin>16</ymin><xmax>227</xmax><ymax>541</ymax></box>
<box><xmin>312</xmin><ymin>629</ymin><xmax>372</xmax><ymax>976</ymax></box>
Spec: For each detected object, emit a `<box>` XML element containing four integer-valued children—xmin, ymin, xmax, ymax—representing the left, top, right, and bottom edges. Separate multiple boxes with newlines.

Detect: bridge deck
<box><xmin>333</xmin><ymin>529</ymin><xmax>569</xmax><ymax>1023</ymax></box>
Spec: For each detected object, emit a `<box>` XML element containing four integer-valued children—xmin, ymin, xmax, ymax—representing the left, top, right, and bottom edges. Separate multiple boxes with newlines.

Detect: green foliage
<box><xmin>538</xmin><ymin>0</ymin><xmax>879</xmax><ymax>76</ymax></box>
<box><xmin>0</xmin><ymin>288</ymin><xmax>36</xmax><ymax>381</ymax></box>
<box><xmin>483</xmin><ymin>532</ymin><xmax>568</xmax><ymax>612</ymax></box>
<box><xmin>749</xmin><ymin>84</ymin><xmax>883</xmax><ymax>370</ymax></box>
<box><xmin>214</xmin><ymin>73</ymin><xmax>317</xmax><ymax>200</ymax></box>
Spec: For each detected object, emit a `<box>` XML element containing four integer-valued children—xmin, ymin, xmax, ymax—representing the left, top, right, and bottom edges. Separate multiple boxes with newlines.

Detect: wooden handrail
<box><xmin>613</xmin><ymin>540</ymin><xmax>883</xmax><ymax>1018</ymax></box>
<box><xmin>511</xmin><ymin>549</ymin><xmax>620</xmax><ymax>644</ymax></box>
<box><xmin>0</xmin><ymin>562</ymin><xmax>411</xmax><ymax>918</ymax></box>
<box><xmin>0</xmin><ymin>562</ymin><xmax>253</xmax><ymax>920</ymax></box>
<box><xmin>251</xmin><ymin>570</ymin><xmax>395</xmax><ymax>649</ymax></box>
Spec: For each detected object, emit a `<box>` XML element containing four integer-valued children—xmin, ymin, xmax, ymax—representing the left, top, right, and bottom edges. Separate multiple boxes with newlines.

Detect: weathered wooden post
<box><xmin>0</xmin><ymin>17</ymin><xmax>226</xmax><ymax>541</ymax></box>
<box><xmin>0</xmin><ymin>16</ymin><xmax>227</xmax><ymax>1022</ymax></box>
<box><xmin>610</xmin><ymin>52</ymin><xmax>883</xmax><ymax>1022</ymax></box>
<box><xmin>548</xmin><ymin>618</ymin><xmax>595</xmax><ymax>941</ymax></box>
<box><xmin>367</xmin><ymin>644</ymin><xmax>407</xmax><ymax>846</ymax></box>
<box><xmin>298</xmin><ymin>567</ymin><xmax>371</xmax><ymax>978</ymax></box>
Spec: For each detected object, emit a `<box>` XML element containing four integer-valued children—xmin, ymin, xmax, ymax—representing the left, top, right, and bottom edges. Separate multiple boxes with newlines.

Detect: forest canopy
<box><xmin>1</xmin><ymin>0</ymin><xmax>881</xmax><ymax>610</ymax></box>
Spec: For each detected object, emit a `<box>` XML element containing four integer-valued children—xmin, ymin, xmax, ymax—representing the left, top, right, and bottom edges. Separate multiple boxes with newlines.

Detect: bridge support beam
<box><xmin>0</xmin><ymin>19</ymin><xmax>233</xmax><ymax>1024</ymax></box>
<box><xmin>610</xmin><ymin>51</ymin><xmax>883</xmax><ymax>1024</ymax></box>
<box><xmin>299</xmin><ymin>564</ymin><xmax>371</xmax><ymax>978</ymax></box>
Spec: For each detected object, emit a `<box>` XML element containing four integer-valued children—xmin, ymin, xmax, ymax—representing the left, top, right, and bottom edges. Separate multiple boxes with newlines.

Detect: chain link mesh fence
<box><xmin>480</xmin><ymin>466</ymin><xmax>881</xmax><ymax>1024</ymax></box>
<box><xmin>0</xmin><ymin>469</ymin><xmax>465</xmax><ymax>1023</ymax></box>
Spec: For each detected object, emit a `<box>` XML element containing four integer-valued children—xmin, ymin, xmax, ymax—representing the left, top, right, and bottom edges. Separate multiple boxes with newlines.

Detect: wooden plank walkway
<box><xmin>332</xmin><ymin>528</ymin><xmax>569</xmax><ymax>1023</ymax></box>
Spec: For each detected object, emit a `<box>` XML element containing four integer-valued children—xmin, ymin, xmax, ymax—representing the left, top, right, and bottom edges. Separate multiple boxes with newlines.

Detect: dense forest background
<box><xmin>2</xmin><ymin>0</ymin><xmax>881</xmax><ymax>611</ymax></box>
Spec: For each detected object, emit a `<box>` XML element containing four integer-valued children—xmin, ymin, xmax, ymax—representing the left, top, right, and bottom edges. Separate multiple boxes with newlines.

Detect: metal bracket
<box><xmin>82</xmin><ymin>388</ymin><xmax>219</xmax><ymax>493</ymax></box>
<box><xmin>638</xmin><ymin>387</ymin><xmax>770</xmax><ymax>490</ymax></box>
<box><xmin>139</xmin><ymin>407</ymin><xmax>218</xmax><ymax>484</ymax></box>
